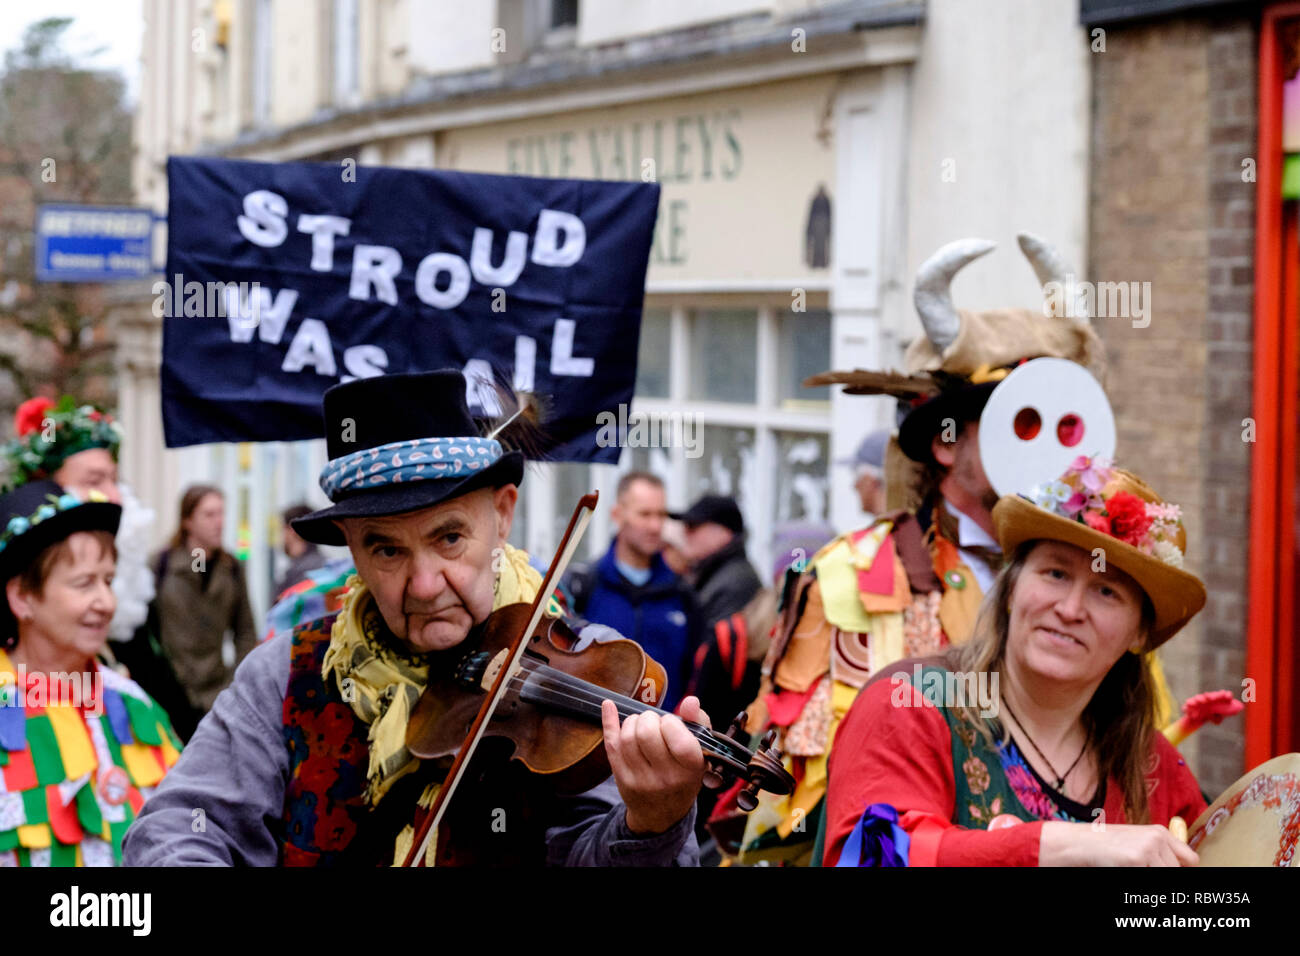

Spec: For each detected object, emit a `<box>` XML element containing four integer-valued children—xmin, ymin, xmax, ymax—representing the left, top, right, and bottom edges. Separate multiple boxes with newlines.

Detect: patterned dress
<box><xmin>0</xmin><ymin>651</ymin><xmax>181</xmax><ymax>866</ymax></box>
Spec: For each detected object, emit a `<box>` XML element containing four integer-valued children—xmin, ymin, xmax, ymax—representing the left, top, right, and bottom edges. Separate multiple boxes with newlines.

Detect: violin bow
<box><xmin>401</xmin><ymin>491</ymin><xmax>599</xmax><ymax>867</ymax></box>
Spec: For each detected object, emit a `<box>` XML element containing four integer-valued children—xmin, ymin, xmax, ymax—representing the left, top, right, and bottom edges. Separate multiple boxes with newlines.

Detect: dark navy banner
<box><xmin>161</xmin><ymin>155</ymin><xmax>659</xmax><ymax>460</ymax></box>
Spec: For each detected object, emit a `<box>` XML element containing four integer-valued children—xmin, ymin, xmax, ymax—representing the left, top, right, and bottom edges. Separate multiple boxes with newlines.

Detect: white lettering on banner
<box><xmin>531</xmin><ymin>209</ymin><xmax>586</xmax><ymax>267</ymax></box>
<box><xmin>514</xmin><ymin>336</ymin><xmax>537</xmax><ymax>392</ymax></box>
<box><xmin>219</xmin><ymin>193</ymin><xmax>604</xmax><ymax>390</ymax></box>
<box><xmin>342</xmin><ymin>344</ymin><xmax>389</xmax><ymax>382</ymax></box>
<box><xmin>281</xmin><ymin>318</ymin><xmax>338</xmax><ymax>376</ymax></box>
<box><xmin>415</xmin><ymin>252</ymin><xmax>471</xmax><ymax>309</ymax></box>
<box><xmin>350</xmin><ymin>245</ymin><xmax>402</xmax><ymax>305</ymax></box>
<box><xmin>237</xmin><ymin>190</ymin><xmax>289</xmax><ymax>247</ymax></box>
<box><xmin>224</xmin><ymin>285</ymin><xmax>299</xmax><ymax>342</ymax></box>
<box><xmin>296</xmin><ymin>214</ymin><xmax>351</xmax><ymax>271</ymax></box>
<box><xmin>550</xmin><ymin>318</ymin><xmax>593</xmax><ymax>376</ymax></box>
<box><xmin>470</xmin><ymin>228</ymin><xmax>528</xmax><ymax>286</ymax></box>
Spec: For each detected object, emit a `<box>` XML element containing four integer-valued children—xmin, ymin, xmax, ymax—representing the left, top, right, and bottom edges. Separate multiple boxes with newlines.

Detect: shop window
<box><xmin>689</xmin><ymin>309</ymin><xmax>757</xmax><ymax>404</ymax></box>
<box><xmin>778</xmin><ymin>308</ymin><xmax>831</xmax><ymax>406</ymax></box>
<box><xmin>635</xmin><ymin>308</ymin><xmax>670</xmax><ymax>398</ymax></box>
<box><xmin>686</xmin><ymin>425</ymin><xmax>756</xmax><ymax>510</ymax></box>
<box><xmin>773</xmin><ymin>430</ymin><xmax>830</xmax><ymax>524</ymax></box>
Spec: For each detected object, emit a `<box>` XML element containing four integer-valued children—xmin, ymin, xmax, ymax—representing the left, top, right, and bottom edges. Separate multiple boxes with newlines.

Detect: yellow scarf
<box><xmin>320</xmin><ymin>544</ymin><xmax>548</xmax><ymax>863</ymax></box>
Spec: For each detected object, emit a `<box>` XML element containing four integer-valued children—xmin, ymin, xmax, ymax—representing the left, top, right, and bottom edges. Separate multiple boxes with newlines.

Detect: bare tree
<box><xmin>0</xmin><ymin>17</ymin><xmax>133</xmax><ymax>424</ymax></box>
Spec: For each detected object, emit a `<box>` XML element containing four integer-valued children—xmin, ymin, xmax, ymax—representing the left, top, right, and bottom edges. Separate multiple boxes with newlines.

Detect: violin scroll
<box><xmin>736</xmin><ymin>730</ymin><xmax>788</xmax><ymax>813</ymax></box>
<box><xmin>700</xmin><ymin>711</ymin><xmax>793</xmax><ymax>812</ymax></box>
<box><xmin>702</xmin><ymin>711</ymin><xmax>750</xmax><ymax>791</ymax></box>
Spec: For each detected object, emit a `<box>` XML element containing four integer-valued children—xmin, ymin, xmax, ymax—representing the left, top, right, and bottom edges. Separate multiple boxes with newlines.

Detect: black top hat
<box><xmin>0</xmin><ymin>480</ymin><xmax>122</xmax><ymax>584</ymax></box>
<box><xmin>291</xmin><ymin>370</ymin><xmax>524</xmax><ymax>546</ymax></box>
<box><xmin>671</xmin><ymin>495</ymin><xmax>745</xmax><ymax>535</ymax></box>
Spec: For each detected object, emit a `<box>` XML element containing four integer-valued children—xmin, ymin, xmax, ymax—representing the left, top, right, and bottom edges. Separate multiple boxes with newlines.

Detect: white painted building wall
<box><xmin>903</xmin><ymin>0</ymin><xmax>1091</xmax><ymax>320</ymax></box>
<box><xmin>826</xmin><ymin>0</ymin><xmax>1092</xmax><ymax>535</ymax></box>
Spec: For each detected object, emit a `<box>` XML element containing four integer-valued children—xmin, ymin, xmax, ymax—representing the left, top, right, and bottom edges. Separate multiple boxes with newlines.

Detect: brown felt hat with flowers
<box><xmin>991</xmin><ymin>456</ymin><xmax>1207</xmax><ymax>649</ymax></box>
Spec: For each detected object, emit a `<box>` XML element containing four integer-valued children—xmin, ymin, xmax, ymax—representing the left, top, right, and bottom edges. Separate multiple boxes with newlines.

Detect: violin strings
<box><xmin>489</xmin><ymin>660</ymin><xmax>740</xmax><ymax>763</ymax></box>
<box><xmin>507</xmin><ymin>678</ymin><xmax>739</xmax><ymax>767</ymax></box>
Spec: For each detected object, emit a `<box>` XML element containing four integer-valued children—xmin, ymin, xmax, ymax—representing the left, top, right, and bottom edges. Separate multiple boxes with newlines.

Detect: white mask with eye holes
<box><xmin>978</xmin><ymin>357</ymin><xmax>1116</xmax><ymax>497</ymax></box>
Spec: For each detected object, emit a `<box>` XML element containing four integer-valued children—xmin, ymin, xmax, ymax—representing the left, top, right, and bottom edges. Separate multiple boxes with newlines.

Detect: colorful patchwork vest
<box><xmin>0</xmin><ymin>652</ymin><xmax>182</xmax><ymax>866</ymax></box>
<box><xmin>280</xmin><ymin>614</ymin><xmax>550</xmax><ymax>867</ymax></box>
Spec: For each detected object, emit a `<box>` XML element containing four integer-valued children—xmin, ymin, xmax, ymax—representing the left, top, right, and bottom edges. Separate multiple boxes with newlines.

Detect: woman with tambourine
<box><xmin>826</xmin><ymin>457</ymin><xmax>1210</xmax><ymax>866</ymax></box>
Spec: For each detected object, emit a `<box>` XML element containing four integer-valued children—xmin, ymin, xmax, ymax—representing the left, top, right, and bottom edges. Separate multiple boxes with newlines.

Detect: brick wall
<box><xmin>1088</xmin><ymin>12</ymin><xmax>1257</xmax><ymax>798</ymax></box>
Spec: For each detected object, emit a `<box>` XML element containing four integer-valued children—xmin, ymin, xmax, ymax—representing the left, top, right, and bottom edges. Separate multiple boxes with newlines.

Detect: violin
<box><xmin>399</xmin><ymin>493</ymin><xmax>794</xmax><ymax>866</ymax></box>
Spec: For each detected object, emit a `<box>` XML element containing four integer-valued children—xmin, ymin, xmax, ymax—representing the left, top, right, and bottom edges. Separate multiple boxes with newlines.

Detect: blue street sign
<box><xmin>35</xmin><ymin>204</ymin><xmax>156</xmax><ymax>281</ymax></box>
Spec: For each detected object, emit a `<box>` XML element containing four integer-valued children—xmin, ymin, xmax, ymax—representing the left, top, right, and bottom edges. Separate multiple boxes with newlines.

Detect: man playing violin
<box><xmin>124</xmin><ymin>371</ymin><xmax>707</xmax><ymax>866</ymax></box>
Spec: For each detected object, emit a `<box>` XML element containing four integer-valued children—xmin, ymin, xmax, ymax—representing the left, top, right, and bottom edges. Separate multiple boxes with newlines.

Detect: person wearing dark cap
<box><xmin>675</xmin><ymin>495</ymin><xmax>762</xmax><ymax>629</ymax></box>
<box><xmin>124</xmin><ymin>370</ymin><xmax>706</xmax><ymax>867</ymax></box>
<box><xmin>0</xmin><ymin>480</ymin><xmax>181</xmax><ymax>866</ymax></box>
<box><xmin>272</xmin><ymin>503</ymin><xmax>329</xmax><ymax>599</ymax></box>
<box><xmin>676</xmin><ymin>495</ymin><xmax>764</xmax><ymax>722</ymax></box>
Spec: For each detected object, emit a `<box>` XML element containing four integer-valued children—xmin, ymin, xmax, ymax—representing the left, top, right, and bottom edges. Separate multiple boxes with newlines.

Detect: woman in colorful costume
<box><xmin>826</xmin><ymin>458</ymin><xmax>1207</xmax><ymax>866</ymax></box>
<box><xmin>0</xmin><ymin>480</ymin><xmax>181</xmax><ymax>866</ymax></box>
<box><xmin>3</xmin><ymin>395</ymin><xmax>201</xmax><ymax>740</ymax></box>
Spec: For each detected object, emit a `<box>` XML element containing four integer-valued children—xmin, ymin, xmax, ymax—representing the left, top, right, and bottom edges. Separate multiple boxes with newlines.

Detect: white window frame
<box><xmin>528</xmin><ymin>296</ymin><xmax>831</xmax><ymax>575</ymax></box>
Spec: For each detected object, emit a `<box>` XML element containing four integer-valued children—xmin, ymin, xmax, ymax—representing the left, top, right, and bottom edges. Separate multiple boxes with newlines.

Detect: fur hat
<box><xmin>807</xmin><ymin>233</ymin><xmax>1105</xmax><ymax>465</ymax></box>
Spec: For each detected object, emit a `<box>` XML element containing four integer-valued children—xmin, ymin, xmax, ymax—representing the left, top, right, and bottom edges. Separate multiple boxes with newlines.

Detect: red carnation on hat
<box><xmin>14</xmin><ymin>397</ymin><xmax>55</xmax><ymax>437</ymax></box>
<box><xmin>1083</xmin><ymin>510</ymin><xmax>1111</xmax><ymax>534</ymax></box>
<box><xmin>1106</xmin><ymin>491</ymin><xmax>1153</xmax><ymax>546</ymax></box>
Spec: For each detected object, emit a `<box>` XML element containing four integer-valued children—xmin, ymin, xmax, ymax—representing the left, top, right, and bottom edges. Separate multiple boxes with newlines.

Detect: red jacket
<box><xmin>825</xmin><ymin>677</ymin><xmax>1208</xmax><ymax>866</ymax></box>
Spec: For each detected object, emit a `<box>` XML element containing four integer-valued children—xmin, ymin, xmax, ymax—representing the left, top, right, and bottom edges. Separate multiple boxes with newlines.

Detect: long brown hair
<box><xmin>170</xmin><ymin>484</ymin><xmax>224</xmax><ymax>549</ymax></box>
<box><xmin>944</xmin><ymin>540</ymin><xmax>1159</xmax><ymax>824</ymax></box>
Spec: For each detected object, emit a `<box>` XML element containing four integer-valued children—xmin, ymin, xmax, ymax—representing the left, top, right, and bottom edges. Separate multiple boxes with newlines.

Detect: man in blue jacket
<box><xmin>568</xmin><ymin>472</ymin><xmax>700</xmax><ymax>712</ymax></box>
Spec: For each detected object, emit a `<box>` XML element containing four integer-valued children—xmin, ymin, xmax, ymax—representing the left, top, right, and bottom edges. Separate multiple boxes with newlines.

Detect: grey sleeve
<box><xmin>123</xmin><ymin>632</ymin><xmax>291</xmax><ymax>866</ymax></box>
<box><xmin>544</xmin><ymin>777</ymin><xmax>699</xmax><ymax>867</ymax></box>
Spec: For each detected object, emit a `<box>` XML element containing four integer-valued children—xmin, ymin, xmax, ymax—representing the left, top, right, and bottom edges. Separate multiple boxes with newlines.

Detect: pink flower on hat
<box><xmin>1060</xmin><ymin>491</ymin><xmax>1089</xmax><ymax>518</ymax></box>
<box><xmin>1070</xmin><ymin>454</ymin><xmax>1114</xmax><ymax>494</ymax></box>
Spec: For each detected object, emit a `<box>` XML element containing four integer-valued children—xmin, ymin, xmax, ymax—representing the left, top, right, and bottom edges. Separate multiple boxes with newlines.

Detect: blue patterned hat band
<box><xmin>0</xmin><ymin>491</ymin><xmax>93</xmax><ymax>556</ymax></box>
<box><xmin>318</xmin><ymin>437</ymin><xmax>503</xmax><ymax>501</ymax></box>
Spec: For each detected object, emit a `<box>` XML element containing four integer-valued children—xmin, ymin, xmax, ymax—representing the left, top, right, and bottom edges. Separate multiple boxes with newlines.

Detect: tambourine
<box><xmin>1187</xmin><ymin>753</ymin><xmax>1300</xmax><ymax>866</ymax></box>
